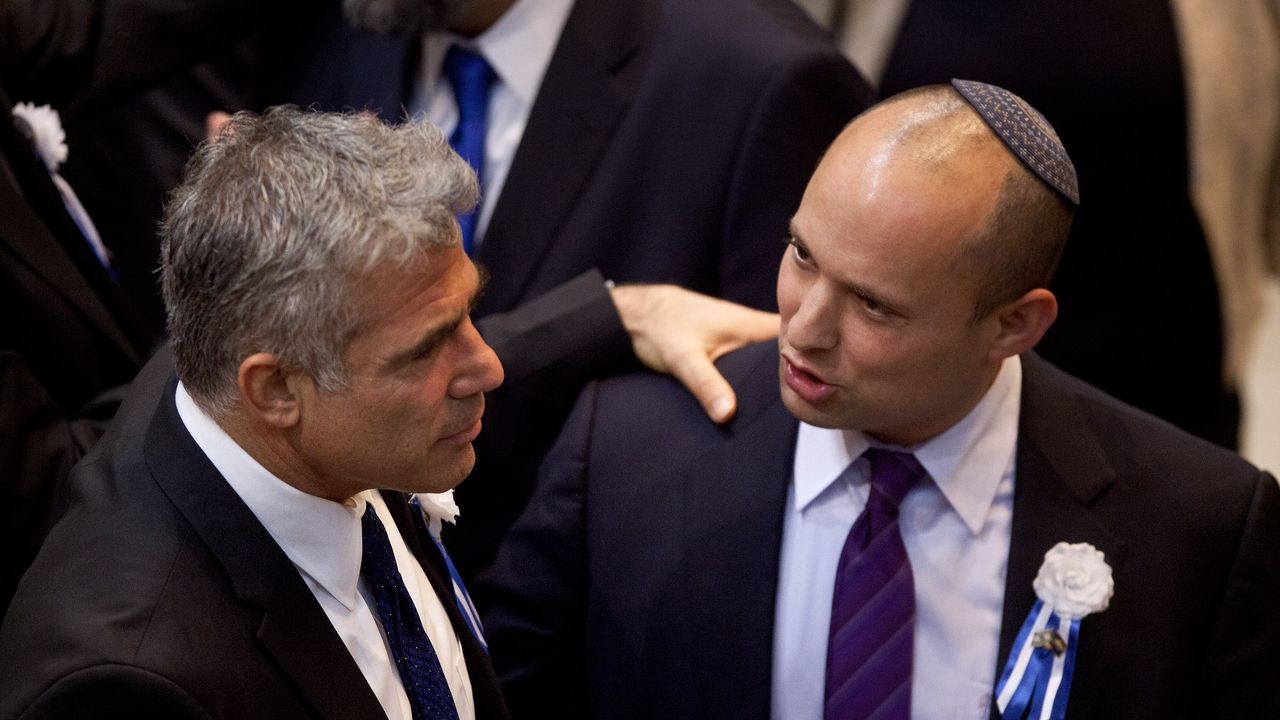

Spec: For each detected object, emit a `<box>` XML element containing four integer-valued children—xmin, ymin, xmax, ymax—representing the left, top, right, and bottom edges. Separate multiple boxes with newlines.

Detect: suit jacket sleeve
<box><xmin>474</xmin><ymin>383</ymin><xmax>598</xmax><ymax>720</ymax></box>
<box><xmin>1196</xmin><ymin>470</ymin><xmax>1280</xmax><ymax>714</ymax></box>
<box><xmin>718</xmin><ymin>50</ymin><xmax>875</xmax><ymax>310</ymax></box>
<box><xmin>476</xmin><ymin>269</ymin><xmax>632</xmax><ymax>387</ymax></box>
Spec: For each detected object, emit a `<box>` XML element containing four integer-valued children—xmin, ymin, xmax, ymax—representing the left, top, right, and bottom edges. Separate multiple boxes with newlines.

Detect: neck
<box><xmin>219</xmin><ymin>413</ymin><xmax>356</xmax><ymax>504</ymax></box>
<box><xmin>450</xmin><ymin>0</ymin><xmax>518</xmax><ymax>38</ymax></box>
<box><xmin>869</xmin><ymin>360</ymin><xmax>1005</xmax><ymax>448</ymax></box>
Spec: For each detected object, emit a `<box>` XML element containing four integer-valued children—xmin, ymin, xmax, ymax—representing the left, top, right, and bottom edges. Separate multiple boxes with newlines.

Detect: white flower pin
<box><xmin>1032</xmin><ymin>541</ymin><xmax>1114</xmax><ymax>620</ymax></box>
<box><xmin>413</xmin><ymin>489</ymin><xmax>460</xmax><ymax>541</ymax></box>
<box><xmin>12</xmin><ymin>103</ymin><xmax>68</xmax><ymax>171</ymax></box>
<box><xmin>996</xmin><ymin>541</ymin><xmax>1114</xmax><ymax>719</ymax></box>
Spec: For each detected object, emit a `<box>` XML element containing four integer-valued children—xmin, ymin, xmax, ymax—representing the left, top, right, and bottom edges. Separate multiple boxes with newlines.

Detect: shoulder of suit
<box><xmin>590</xmin><ymin>341</ymin><xmax>778</xmax><ymax>428</ymax></box>
<box><xmin>1022</xmin><ymin>353</ymin><xmax>1264</xmax><ymax>486</ymax></box>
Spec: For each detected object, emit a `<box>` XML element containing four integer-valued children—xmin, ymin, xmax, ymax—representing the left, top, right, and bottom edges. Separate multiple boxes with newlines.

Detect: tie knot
<box><xmin>443</xmin><ymin>46</ymin><xmax>496</xmax><ymax>95</ymax></box>
<box><xmin>861</xmin><ymin>448</ymin><xmax>926</xmax><ymax>510</ymax></box>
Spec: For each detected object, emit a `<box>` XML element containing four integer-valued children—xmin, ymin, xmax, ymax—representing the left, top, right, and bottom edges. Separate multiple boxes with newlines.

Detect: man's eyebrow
<box><xmin>388</xmin><ymin>268</ymin><xmax>486</xmax><ymax>365</ymax></box>
<box><xmin>787</xmin><ymin>221</ymin><xmax>804</xmax><ymax>245</ymax></box>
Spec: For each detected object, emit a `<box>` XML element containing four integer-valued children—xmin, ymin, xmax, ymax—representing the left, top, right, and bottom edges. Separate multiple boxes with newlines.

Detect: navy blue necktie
<box><xmin>361</xmin><ymin>506</ymin><xmax>460</xmax><ymax>720</ymax></box>
<box><xmin>442</xmin><ymin>46</ymin><xmax>496</xmax><ymax>255</ymax></box>
<box><xmin>824</xmin><ymin>448</ymin><xmax>926</xmax><ymax>720</ymax></box>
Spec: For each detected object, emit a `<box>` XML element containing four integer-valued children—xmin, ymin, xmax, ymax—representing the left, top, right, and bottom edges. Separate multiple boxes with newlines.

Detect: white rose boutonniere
<box><xmin>12</xmin><ymin>103</ymin><xmax>69</xmax><ymax>171</ymax></box>
<box><xmin>1032</xmin><ymin>542</ymin><xmax>1114</xmax><ymax>620</ymax></box>
<box><xmin>996</xmin><ymin>541</ymin><xmax>1114</xmax><ymax>720</ymax></box>
<box><xmin>412</xmin><ymin>489</ymin><xmax>460</xmax><ymax>541</ymax></box>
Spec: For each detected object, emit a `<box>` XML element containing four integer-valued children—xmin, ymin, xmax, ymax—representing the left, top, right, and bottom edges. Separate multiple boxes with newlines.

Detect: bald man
<box><xmin>478</xmin><ymin>83</ymin><xmax>1280</xmax><ymax>720</ymax></box>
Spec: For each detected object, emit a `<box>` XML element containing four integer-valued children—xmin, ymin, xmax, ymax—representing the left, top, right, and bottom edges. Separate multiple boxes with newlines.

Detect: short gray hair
<box><xmin>160</xmin><ymin>106</ymin><xmax>477</xmax><ymax>415</ymax></box>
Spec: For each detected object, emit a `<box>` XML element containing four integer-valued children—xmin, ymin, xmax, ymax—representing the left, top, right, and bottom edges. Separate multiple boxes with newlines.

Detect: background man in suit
<box><xmin>479</xmin><ymin>83</ymin><xmax>1280</xmax><ymax>719</ymax></box>
<box><xmin>0</xmin><ymin>108</ymin><xmax>514</xmax><ymax>718</ymax></box>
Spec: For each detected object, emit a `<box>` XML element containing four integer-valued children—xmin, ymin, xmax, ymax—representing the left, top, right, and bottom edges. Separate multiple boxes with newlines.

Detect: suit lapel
<box><xmin>144</xmin><ymin>383</ymin><xmax>385</xmax><ymax>720</ymax></box>
<box><xmin>475</xmin><ymin>0</ymin><xmax>647</xmax><ymax>314</ymax></box>
<box><xmin>994</xmin><ymin>355</ymin><xmax>1125</xmax><ymax>719</ymax></box>
<box><xmin>381</xmin><ymin>491</ymin><xmax>510</xmax><ymax>720</ymax></box>
<box><xmin>684</xmin><ymin>349</ymin><xmax>798</xmax><ymax>720</ymax></box>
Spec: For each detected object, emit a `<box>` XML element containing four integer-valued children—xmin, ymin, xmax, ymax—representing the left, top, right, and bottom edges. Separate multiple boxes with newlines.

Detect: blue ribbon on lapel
<box><xmin>995</xmin><ymin>599</ymin><xmax>1081</xmax><ymax>720</ymax></box>
<box><xmin>408</xmin><ymin>496</ymin><xmax>488</xmax><ymax>652</ymax></box>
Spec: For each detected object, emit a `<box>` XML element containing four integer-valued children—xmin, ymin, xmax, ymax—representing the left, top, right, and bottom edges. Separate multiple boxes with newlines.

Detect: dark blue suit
<box><xmin>480</xmin><ymin>342</ymin><xmax>1280</xmax><ymax>719</ymax></box>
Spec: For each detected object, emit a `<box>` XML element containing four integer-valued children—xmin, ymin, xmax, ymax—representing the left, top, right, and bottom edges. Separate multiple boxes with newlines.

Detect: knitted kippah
<box><xmin>951</xmin><ymin>79</ymin><xmax>1079</xmax><ymax>206</ymax></box>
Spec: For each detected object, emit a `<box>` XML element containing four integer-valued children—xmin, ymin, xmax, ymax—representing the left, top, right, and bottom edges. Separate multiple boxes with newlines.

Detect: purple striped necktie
<box><xmin>824</xmin><ymin>448</ymin><xmax>927</xmax><ymax>720</ymax></box>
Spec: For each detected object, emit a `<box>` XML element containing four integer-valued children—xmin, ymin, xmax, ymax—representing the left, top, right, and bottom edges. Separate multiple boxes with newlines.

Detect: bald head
<box><xmin>833</xmin><ymin>85</ymin><xmax>1076</xmax><ymax>321</ymax></box>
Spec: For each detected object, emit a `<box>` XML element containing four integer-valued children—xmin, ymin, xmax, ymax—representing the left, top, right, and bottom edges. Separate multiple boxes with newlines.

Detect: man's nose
<box><xmin>784</xmin><ymin>280</ymin><xmax>839</xmax><ymax>352</ymax></box>
<box><xmin>450</xmin><ymin>318</ymin><xmax>505</xmax><ymax>398</ymax></box>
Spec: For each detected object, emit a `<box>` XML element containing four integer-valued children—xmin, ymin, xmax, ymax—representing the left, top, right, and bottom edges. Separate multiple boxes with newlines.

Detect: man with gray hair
<box><xmin>0</xmin><ymin>102</ymin><xmax>774</xmax><ymax>718</ymax></box>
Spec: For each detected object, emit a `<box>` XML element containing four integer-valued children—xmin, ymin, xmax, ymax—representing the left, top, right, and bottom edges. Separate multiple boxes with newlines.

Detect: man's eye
<box><xmin>861</xmin><ymin>295</ymin><xmax>891</xmax><ymax>319</ymax></box>
<box><xmin>788</xmin><ymin>238</ymin><xmax>813</xmax><ymax>265</ymax></box>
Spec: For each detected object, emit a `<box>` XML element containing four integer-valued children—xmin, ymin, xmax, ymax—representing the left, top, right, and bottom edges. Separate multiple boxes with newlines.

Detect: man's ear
<box><xmin>989</xmin><ymin>288</ymin><xmax>1058</xmax><ymax>362</ymax></box>
<box><xmin>237</xmin><ymin>353</ymin><xmax>302</xmax><ymax>429</ymax></box>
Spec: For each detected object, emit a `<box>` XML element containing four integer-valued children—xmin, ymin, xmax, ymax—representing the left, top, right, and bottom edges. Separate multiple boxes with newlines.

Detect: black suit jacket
<box><xmin>0</xmin><ymin>348</ymin><xmax>510</xmax><ymax>719</ymax></box>
<box><xmin>479</xmin><ymin>342</ymin><xmax>1280</xmax><ymax>719</ymax></box>
<box><xmin>261</xmin><ymin>0</ymin><xmax>874</xmax><ymax>579</ymax></box>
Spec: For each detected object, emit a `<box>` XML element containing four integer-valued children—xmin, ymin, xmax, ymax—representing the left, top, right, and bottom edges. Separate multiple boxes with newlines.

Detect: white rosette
<box><xmin>1033</xmin><ymin>542</ymin><xmax>1114</xmax><ymax>620</ymax></box>
<box><xmin>11</xmin><ymin>102</ymin><xmax>68</xmax><ymax>171</ymax></box>
<box><xmin>412</xmin><ymin>488</ymin><xmax>460</xmax><ymax>541</ymax></box>
<box><xmin>996</xmin><ymin>542</ymin><xmax>1114</xmax><ymax>720</ymax></box>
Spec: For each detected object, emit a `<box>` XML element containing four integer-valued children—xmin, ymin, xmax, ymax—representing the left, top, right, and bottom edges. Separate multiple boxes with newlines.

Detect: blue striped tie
<box><xmin>361</xmin><ymin>506</ymin><xmax>460</xmax><ymax>720</ymax></box>
<box><xmin>824</xmin><ymin>448</ymin><xmax>925</xmax><ymax>720</ymax></box>
<box><xmin>443</xmin><ymin>46</ymin><xmax>495</xmax><ymax>255</ymax></box>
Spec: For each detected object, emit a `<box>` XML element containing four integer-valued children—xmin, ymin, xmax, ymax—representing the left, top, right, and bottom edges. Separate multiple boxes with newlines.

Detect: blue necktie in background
<box><xmin>443</xmin><ymin>46</ymin><xmax>496</xmax><ymax>256</ymax></box>
<box><xmin>362</xmin><ymin>506</ymin><xmax>460</xmax><ymax>720</ymax></box>
<box><xmin>824</xmin><ymin>448</ymin><xmax>926</xmax><ymax>720</ymax></box>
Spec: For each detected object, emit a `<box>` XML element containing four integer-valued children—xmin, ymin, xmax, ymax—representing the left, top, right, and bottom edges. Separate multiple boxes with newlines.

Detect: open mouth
<box><xmin>783</xmin><ymin>356</ymin><xmax>837</xmax><ymax>405</ymax></box>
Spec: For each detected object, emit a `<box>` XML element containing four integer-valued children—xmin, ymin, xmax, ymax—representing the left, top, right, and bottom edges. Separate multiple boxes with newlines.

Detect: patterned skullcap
<box><xmin>950</xmin><ymin>79</ymin><xmax>1079</xmax><ymax>206</ymax></box>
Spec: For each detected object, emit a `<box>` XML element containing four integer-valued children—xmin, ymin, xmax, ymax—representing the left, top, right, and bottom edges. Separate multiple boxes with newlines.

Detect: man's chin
<box><xmin>780</xmin><ymin>388</ymin><xmax>847</xmax><ymax>430</ymax></box>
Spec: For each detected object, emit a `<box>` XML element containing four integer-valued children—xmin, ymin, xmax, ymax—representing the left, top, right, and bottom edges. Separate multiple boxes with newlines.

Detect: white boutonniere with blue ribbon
<box><xmin>996</xmin><ymin>542</ymin><xmax>1114</xmax><ymax>720</ymax></box>
<box><xmin>409</xmin><ymin>490</ymin><xmax>487</xmax><ymax>650</ymax></box>
<box><xmin>11</xmin><ymin>102</ymin><xmax>114</xmax><ymax>270</ymax></box>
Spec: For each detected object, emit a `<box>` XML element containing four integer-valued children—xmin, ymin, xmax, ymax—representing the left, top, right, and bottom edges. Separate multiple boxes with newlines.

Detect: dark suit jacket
<box><xmin>0</xmin><ymin>348</ymin><xmax>511</xmax><ymax>719</ymax></box>
<box><xmin>479</xmin><ymin>342</ymin><xmax>1280</xmax><ymax>719</ymax></box>
<box><xmin>259</xmin><ymin>0</ymin><xmax>874</xmax><ymax>579</ymax></box>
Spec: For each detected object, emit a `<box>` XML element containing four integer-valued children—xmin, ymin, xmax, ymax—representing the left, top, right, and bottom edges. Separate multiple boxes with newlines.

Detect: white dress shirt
<box><xmin>409</xmin><ymin>0</ymin><xmax>575</xmax><ymax>248</ymax></box>
<box><xmin>772</xmin><ymin>356</ymin><xmax>1022</xmax><ymax>720</ymax></box>
<box><xmin>175</xmin><ymin>383</ymin><xmax>475</xmax><ymax>720</ymax></box>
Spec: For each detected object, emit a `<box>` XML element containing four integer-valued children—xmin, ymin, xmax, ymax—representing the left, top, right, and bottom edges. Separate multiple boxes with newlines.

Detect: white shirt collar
<box><xmin>174</xmin><ymin>382</ymin><xmax>368</xmax><ymax>611</ymax></box>
<box><xmin>421</xmin><ymin>0</ymin><xmax>574</xmax><ymax>109</ymax></box>
<box><xmin>793</xmin><ymin>355</ymin><xmax>1023</xmax><ymax>535</ymax></box>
